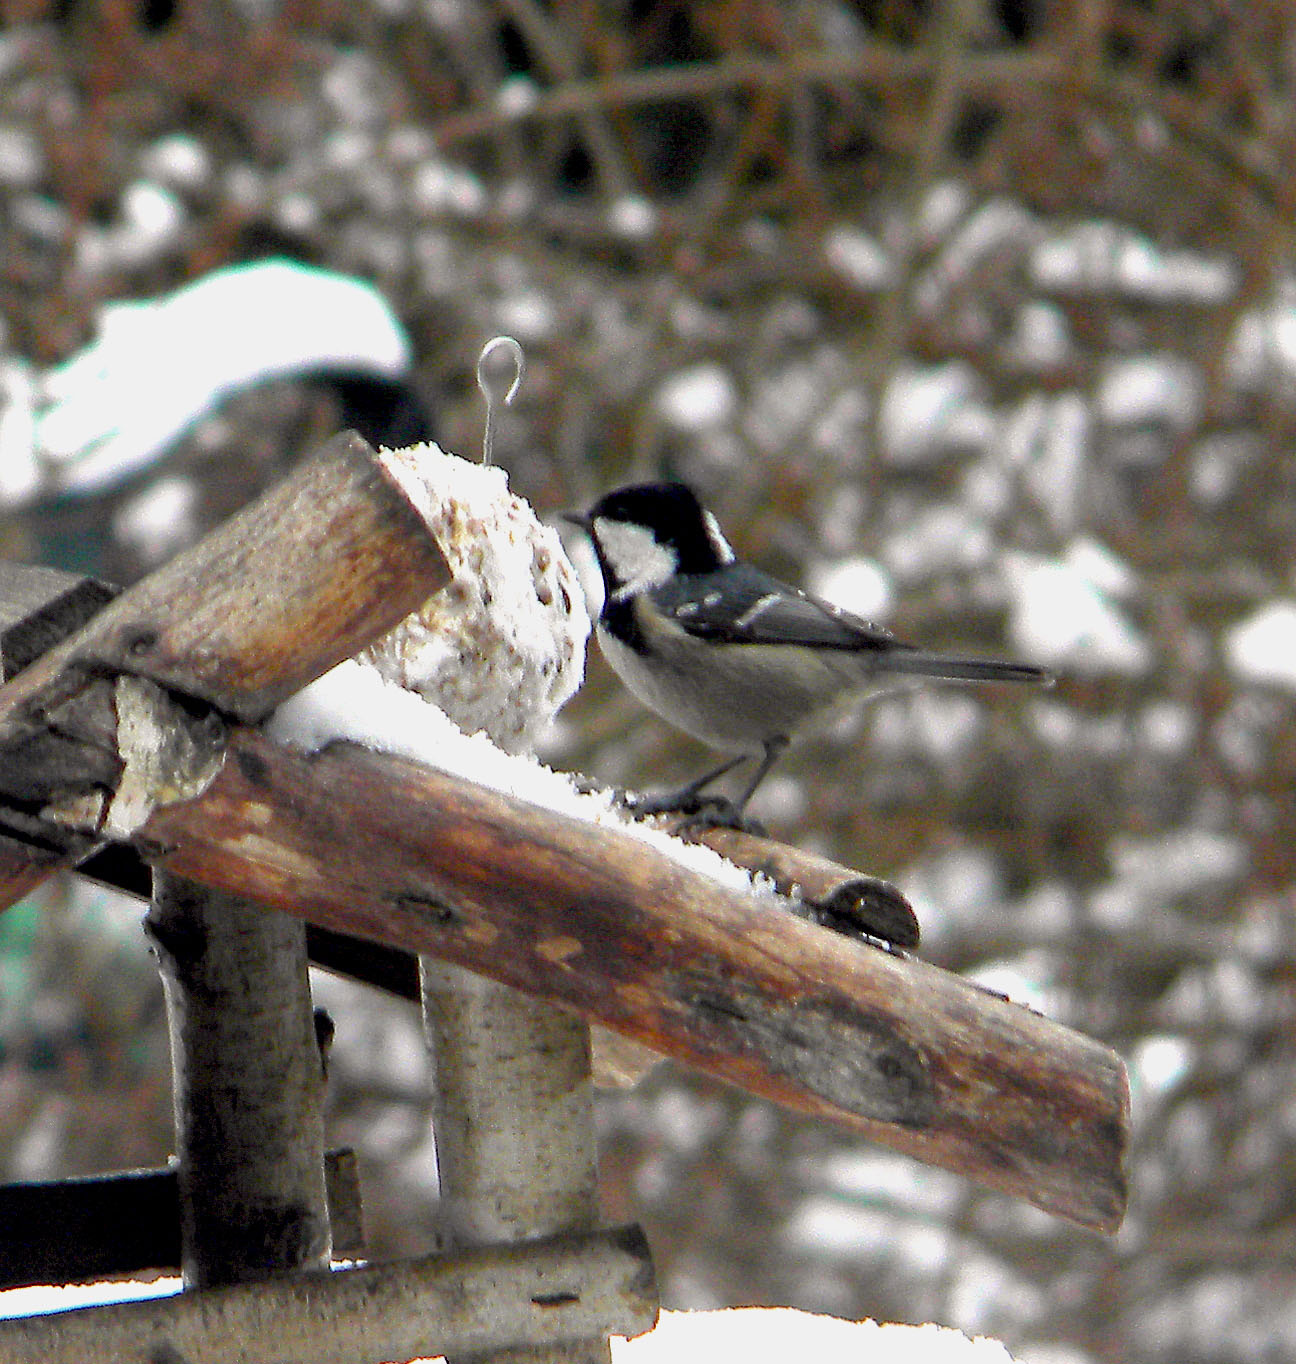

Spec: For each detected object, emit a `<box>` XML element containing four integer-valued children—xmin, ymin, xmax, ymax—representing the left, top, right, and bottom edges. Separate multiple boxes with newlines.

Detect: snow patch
<box><xmin>1032</xmin><ymin>222</ymin><xmax>1237</xmax><ymax>304</ymax></box>
<box><xmin>1223</xmin><ymin>601</ymin><xmax>1296</xmax><ymax>691</ymax></box>
<box><xmin>32</xmin><ymin>260</ymin><xmax>411</xmax><ymax>497</ymax></box>
<box><xmin>823</xmin><ymin>225</ymin><xmax>891</xmax><ymax>289</ymax></box>
<box><xmin>1097</xmin><ymin>354</ymin><xmax>1201</xmax><ymax>433</ymax></box>
<box><xmin>880</xmin><ymin>364</ymin><xmax>992</xmax><ymax>467</ymax></box>
<box><xmin>1005</xmin><ymin>542</ymin><xmax>1151</xmax><ymax>676</ymax></box>
<box><xmin>626</xmin><ymin>1308</ymin><xmax>1021</xmax><ymax>1363</ymax></box>
<box><xmin>807</xmin><ymin>556</ymin><xmax>893</xmax><ymax>621</ymax></box>
<box><xmin>654</xmin><ymin>365</ymin><xmax>737</xmax><ymax>431</ymax></box>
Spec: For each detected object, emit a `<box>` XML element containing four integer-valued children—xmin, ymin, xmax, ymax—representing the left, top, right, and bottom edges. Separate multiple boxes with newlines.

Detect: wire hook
<box><xmin>476</xmin><ymin>335</ymin><xmax>525</xmax><ymax>466</ymax></box>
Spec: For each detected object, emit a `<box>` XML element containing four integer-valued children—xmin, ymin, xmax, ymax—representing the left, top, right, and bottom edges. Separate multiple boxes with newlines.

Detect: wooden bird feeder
<box><xmin>0</xmin><ymin>432</ymin><xmax>1128</xmax><ymax>1363</ymax></box>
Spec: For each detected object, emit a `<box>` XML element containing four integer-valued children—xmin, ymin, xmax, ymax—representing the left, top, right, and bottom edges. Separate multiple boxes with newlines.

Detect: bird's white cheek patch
<box><xmin>594</xmin><ymin>517</ymin><xmax>678</xmax><ymax>598</ymax></box>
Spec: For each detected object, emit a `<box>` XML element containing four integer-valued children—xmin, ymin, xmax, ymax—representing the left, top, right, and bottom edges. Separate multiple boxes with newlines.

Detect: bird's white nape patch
<box><xmin>702</xmin><ymin>509</ymin><xmax>736</xmax><ymax>564</ymax></box>
<box><xmin>593</xmin><ymin>516</ymin><xmax>678</xmax><ymax>598</ymax></box>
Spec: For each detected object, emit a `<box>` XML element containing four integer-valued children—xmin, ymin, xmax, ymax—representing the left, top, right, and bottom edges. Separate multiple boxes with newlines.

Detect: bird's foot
<box><xmin>617</xmin><ymin>787</ymin><xmax>766</xmax><ymax>836</ymax></box>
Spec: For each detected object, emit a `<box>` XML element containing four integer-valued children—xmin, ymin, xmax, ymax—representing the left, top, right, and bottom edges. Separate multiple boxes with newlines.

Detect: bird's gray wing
<box><xmin>655</xmin><ymin>565</ymin><xmax>903</xmax><ymax>652</ymax></box>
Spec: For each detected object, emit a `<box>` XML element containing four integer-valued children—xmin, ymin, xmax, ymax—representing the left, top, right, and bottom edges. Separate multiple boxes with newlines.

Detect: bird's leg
<box><xmin>639</xmin><ymin>736</ymin><xmax>790</xmax><ymax>835</ymax></box>
<box><xmin>729</xmin><ymin>735</ymin><xmax>789</xmax><ymax>820</ymax></box>
<box><xmin>620</xmin><ymin>753</ymin><xmax>750</xmax><ymax>818</ymax></box>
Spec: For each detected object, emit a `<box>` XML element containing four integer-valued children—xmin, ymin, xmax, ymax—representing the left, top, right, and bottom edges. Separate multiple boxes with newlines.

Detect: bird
<box><xmin>566</xmin><ymin>481</ymin><xmax>1051</xmax><ymax>827</ymax></box>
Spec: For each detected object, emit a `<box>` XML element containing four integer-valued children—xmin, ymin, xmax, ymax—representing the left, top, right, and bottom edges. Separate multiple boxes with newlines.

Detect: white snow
<box><xmin>823</xmin><ymin>225</ymin><xmax>891</xmax><ymax>289</ymax></box>
<box><xmin>1002</xmin><ymin>302</ymin><xmax>1072</xmax><ymax>372</ymax></box>
<box><xmin>0</xmin><ymin>357</ymin><xmax>41</xmax><ymax>503</ymax></box>
<box><xmin>609</xmin><ymin>196</ymin><xmax>657</xmax><ymax>240</ymax></box>
<box><xmin>1138</xmin><ymin>699</ymin><xmax>1196</xmax><ymax>755</ymax></box>
<box><xmin>1097</xmin><ymin>354</ymin><xmax>1201</xmax><ymax>433</ymax></box>
<box><xmin>617</xmin><ymin>1309</ymin><xmax>1019</xmax><ymax>1363</ymax></box>
<box><xmin>494</xmin><ymin>76</ymin><xmax>540</xmax><ymax>115</ymax></box>
<box><xmin>111</xmin><ymin>475</ymin><xmax>198</xmax><ymax>565</ymax></box>
<box><xmin>1059</xmin><ymin>536</ymin><xmax>1138</xmax><ymax>596</ymax></box>
<box><xmin>1000</xmin><ymin>393</ymin><xmax>1089</xmax><ymax>534</ymax></box>
<box><xmin>784</xmin><ymin>1197</ymin><xmax>953</xmax><ymax>1273</ymax></box>
<box><xmin>809</xmin><ymin>386</ymin><xmax>870</xmax><ymax>463</ymax></box>
<box><xmin>1223</xmin><ymin>600</ymin><xmax>1296</xmax><ymax>691</ymax></box>
<box><xmin>73</xmin><ymin>179</ymin><xmax>185</xmax><ymax>275</ymax></box>
<box><xmin>0</xmin><ymin>1275</ymin><xmax>181</xmax><ymax>1319</ymax></box>
<box><xmin>0</xmin><ymin>125</ymin><xmax>41</xmax><ymax>186</ymax></box>
<box><xmin>916</xmin><ymin>199</ymin><xmax>1036</xmax><ymax>319</ymax></box>
<box><xmin>1031</xmin><ymin>221</ymin><xmax>1237</xmax><ymax>304</ymax></box>
<box><xmin>806</xmin><ymin>555</ymin><xmax>893</xmax><ymax>621</ymax></box>
<box><xmin>30</xmin><ymin>260</ymin><xmax>411</xmax><ymax>498</ymax></box>
<box><xmin>880</xmin><ymin>502</ymin><xmax>993</xmax><ymax>581</ymax></box>
<box><xmin>1128</xmin><ymin>1033</ymin><xmax>1193</xmax><ymax>1108</ymax></box>
<box><xmin>1004</xmin><ymin>542</ymin><xmax>1151</xmax><ymax>676</ymax></box>
<box><xmin>870</xmin><ymin>692</ymin><xmax>986</xmax><ymax>768</ymax></box>
<box><xmin>1107</xmin><ymin>829</ymin><xmax>1248</xmax><ymax>898</ymax></box>
<box><xmin>138</xmin><ymin>133</ymin><xmax>211</xmax><ymax>189</ymax></box>
<box><xmin>879</xmin><ymin>364</ymin><xmax>993</xmax><ymax>466</ymax></box>
<box><xmin>745</xmin><ymin>357</ymin><xmax>832</xmax><ymax>454</ymax></box>
<box><xmin>1188</xmin><ymin>431</ymin><xmax>1260</xmax><ymax>506</ymax></box>
<box><xmin>493</xmin><ymin>289</ymin><xmax>555</xmax><ymax>342</ymax></box>
<box><xmin>653</xmin><ymin>364</ymin><xmax>738</xmax><ymax>431</ymax></box>
<box><xmin>916</xmin><ymin>181</ymin><xmax>971</xmax><ymax>246</ymax></box>
<box><xmin>411</xmin><ymin>159</ymin><xmax>487</xmax><ymax>216</ymax></box>
<box><xmin>808</xmin><ymin>1150</ymin><xmax>965</xmax><ymax>1217</ymax></box>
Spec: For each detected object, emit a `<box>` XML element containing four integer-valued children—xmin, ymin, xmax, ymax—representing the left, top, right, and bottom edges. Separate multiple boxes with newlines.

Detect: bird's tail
<box><xmin>874</xmin><ymin>648</ymin><xmax>1053</xmax><ymax>687</ymax></box>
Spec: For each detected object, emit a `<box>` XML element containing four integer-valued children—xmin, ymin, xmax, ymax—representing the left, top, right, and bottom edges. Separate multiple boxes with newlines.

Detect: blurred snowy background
<box><xmin>1</xmin><ymin>1</ymin><xmax>1295</xmax><ymax>1360</ymax></box>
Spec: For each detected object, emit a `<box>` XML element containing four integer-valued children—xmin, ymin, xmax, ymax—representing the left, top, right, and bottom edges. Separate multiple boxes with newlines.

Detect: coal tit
<box><xmin>566</xmin><ymin>481</ymin><xmax>1050</xmax><ymax>825</ymax></box>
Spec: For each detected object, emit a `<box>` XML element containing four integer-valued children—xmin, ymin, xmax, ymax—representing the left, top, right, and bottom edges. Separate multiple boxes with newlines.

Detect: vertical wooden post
<box><xmin>149</xmin><ymin>873</ymin><xmax>332</xmax><ymax>1288</ymax></box>
<box><xmin>421</xmin><ymin>961</ymin><xmax>610</xmax><ymax>1364</ymax></box>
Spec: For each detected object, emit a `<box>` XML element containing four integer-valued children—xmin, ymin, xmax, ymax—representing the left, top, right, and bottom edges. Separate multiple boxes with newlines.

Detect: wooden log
<box><xmin>137</xmin><ymin>729</ymin><xmax>1129</xmax><ymax>1233</ymax></box>
<box><xmin>0</xmin><ymin>564</ymin><xmax>116</xmax><ymax>682</ymax></box>
<box><xmin>0</xmin><ymin>830</ymin><xmax>77</xmax><ymax>910</ymax></box>
<box><xmin>673</xmin><ymin>824</ymin><xmax>920</xmax><ymax>948</ymax></box>
<box><xmin>0</xmin><ymin>566</ymin><xmax>121</xmax><ymax>897</ymax></box>
<box><xmin>0</xmin><ymin>429</ymin><xmax>450</xmax><ymax>760</ymax></box>
<box><xmin>149</xmin><ymin>874</ymin><xmax>333</xmax><ymax>1288</ymax></box>
<box><xmin>0</xmin><ymin>434</ymin><xmax>449</xmax><ymax>906</ymax></box>
<box><xmin>0</xmin><ymin>1151</ymin><xmax>364</xmax><ymax>1290</ymax></box>
<box><xmin>422</xmin><ymin>963</ymin><xmax>611</xmax><ymax>1364</ymax></box>
<box><xmin>0</xmin><ymin>1225</ymin><xmax>657</xmax><ymax>1364</ymax></box>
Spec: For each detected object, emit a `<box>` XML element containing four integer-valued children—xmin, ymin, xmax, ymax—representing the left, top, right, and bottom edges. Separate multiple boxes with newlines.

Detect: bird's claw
<box><xmin>616</xmin><ymin>787</ymin><xmax>766</xmax><ymax>836</ymax></box>
<box><xmin>670</xmin><ymin>803</ymin><xmax>768</xmax><ymax>837</ymax></box>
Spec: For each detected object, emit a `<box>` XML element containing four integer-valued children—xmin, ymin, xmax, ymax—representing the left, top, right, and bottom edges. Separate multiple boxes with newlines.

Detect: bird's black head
<box><xmin>567</xmin><ymin>481</ymin><xmax>735</xmax><ymax>599</ymax></box>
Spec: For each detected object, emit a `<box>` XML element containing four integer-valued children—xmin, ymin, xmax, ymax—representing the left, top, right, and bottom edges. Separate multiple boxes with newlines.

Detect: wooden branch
<box><xmin>674</xmin><ymin>825</ymin><xmax>920</xmax><ymax>948</ymax></box>
<box><xmin>74</xmin><ymin>821</ymin><xmax>915</xmax><ymax>992</ymax></box>
<box><xmin>0</xmin><ymin>434</ymin><xmax>450</xmax><ymax>907</ymax></box>
<box><xmin>137</xmin><ymin>729</ymin><xmax>1129</xmax><ymax>1233</ymax></box>
<box><xmin>0</xmin><ymin>429</ymin><xmax>449</xmax><ymax>759</ymax></box>
<box><xmin>0</xmin><ymin>1151</ymin><xmax>363</xmax><ymax>1291</ymax></box>
<box><xmin>149</xmin><ymin>874</ymin><xmax>332</xmax><ymax>1288</ymax></box>
<box><xmin>0</xmin><ymin>565</ymin><xmax>117</xmax><ymax>682</ymax></box>
<box><xmin>0</xmin><ymin>829</ymin><xmax>78</xmax><ymax>910</ymax></box>
<box><xmin>422</xmin><ymin>962</ymin><xmax>612</xmax><ymax>1363</ymax></box>
<box><xmin>0</xmin><ymin>1224</ymin><xmax>657</xmax><ymax>1364</ymax></box>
